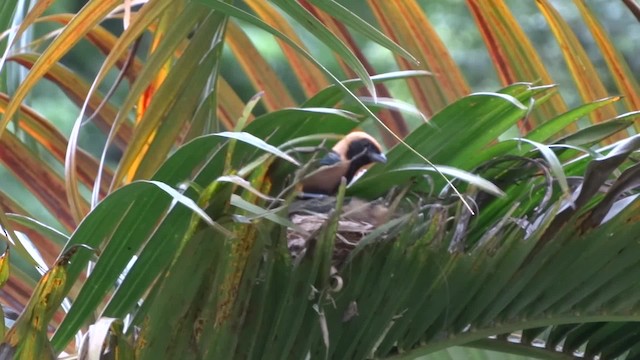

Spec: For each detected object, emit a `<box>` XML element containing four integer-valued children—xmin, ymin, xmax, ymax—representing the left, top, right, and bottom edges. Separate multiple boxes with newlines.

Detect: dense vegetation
<box><xmin>0</xmin><ymin>1</ymin><xmax>638</xmax><ymax>359</ymax></box>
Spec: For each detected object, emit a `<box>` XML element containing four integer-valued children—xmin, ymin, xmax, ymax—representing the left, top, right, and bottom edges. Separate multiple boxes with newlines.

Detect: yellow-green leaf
<box><xmin>536</xmin><ymin>0</ymin><xmax>619</xmax><ymax>125</ymax></box>
<box><xmin>573</xmin><ymin>0</ymin><xmax>640</xmax><ymax>132</ymax></box>
<box><xmin>368</xmin><ymin>0</ymin><xmax>470</xmax><ymax>115</ymax></box>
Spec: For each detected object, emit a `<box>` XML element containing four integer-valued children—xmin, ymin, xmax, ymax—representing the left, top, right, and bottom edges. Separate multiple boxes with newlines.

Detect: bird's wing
<box><xmin>318</xmin><ymin>151</ymin><xmax>343</xmax><ymax>166</ymax></box>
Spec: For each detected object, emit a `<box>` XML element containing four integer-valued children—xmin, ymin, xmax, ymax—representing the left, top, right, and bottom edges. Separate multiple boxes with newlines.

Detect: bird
<box><xmin>288</xmin><ymin>132</ymin><xmax>391</xmax><ymax>265</ymax></box>
<box><xmin>300</xmin><ymin>131</ymin><xmax>387</xmax><ymax>197</ymax></box>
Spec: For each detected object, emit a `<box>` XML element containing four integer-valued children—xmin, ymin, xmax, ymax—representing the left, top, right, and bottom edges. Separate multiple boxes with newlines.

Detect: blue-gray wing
<box><xmin>318</xmin><ymin>151</ymin><xmax>342</xmax><ymax>166</ymax></box>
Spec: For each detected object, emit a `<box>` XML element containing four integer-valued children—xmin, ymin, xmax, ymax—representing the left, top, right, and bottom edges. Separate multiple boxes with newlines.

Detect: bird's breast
<box><xmin>301</xmin><ymin>161</ymin><xmax>350</xmax><ymax>196</ymax></box>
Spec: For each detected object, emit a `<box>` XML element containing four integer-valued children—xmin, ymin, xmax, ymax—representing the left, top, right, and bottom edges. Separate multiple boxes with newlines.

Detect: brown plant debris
<box><xmin>287</xmin><ymin>197</ymin><xmax>390</xmax><ymax>265</ymax></box>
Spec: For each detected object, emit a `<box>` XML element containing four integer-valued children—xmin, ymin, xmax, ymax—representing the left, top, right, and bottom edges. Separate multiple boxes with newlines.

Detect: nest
<box><xmin>287</xmin><ymin>198</ymin><xmax>389</xmax><ymax>265</ymax></box>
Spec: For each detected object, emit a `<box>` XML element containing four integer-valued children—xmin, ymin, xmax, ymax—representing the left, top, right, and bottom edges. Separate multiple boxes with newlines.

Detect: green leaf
<box><xmin>0</xmin><ymin>0</ymin><xmax>20</xmax><ymax>92</ymax></box>
<box><xmin>358</xmin><ymin>84</ymin><xmax>543</xmax><ymax>193</ymax></box>
<box><xmin>229</xmin><ymin>194</ymin><xmax>300</xmax><ymax>231</ymax></box>
<box><xmin>349</xmin><ymin>164</ymin><xmax>504</xmax><ymax>198</ymax></box>
<box><xmin>423</xmin><ymin>344</ymin><xmax>561</xmax><ymax>360</ymax></box>
<box><xmin>357</xmin><ymin>96</ymin><xmax>428</xmax><ymax>124</ymax></box>
<box><xmin>304</xmin><ymin>0</ymin><xmax>418</xmax><ymax>64</ymax></box>
<box><xmin>555</xmin><ymin>111</ymin><xmax>640</xmax><ymax>146</ymax></box>
<box><xmin>510</xmin><ymin>138</ymin><xmax>569</xmax><ymax>196</ymax></box>
<box><xmin>6</xmin><ymin>214</ymin><xmax>69</xmax><ymax>247</ymax></box>
<box><xmin>51</xmin><ymin>179</ymin><xmax>230</xmax><ymax>352</ymax></box>
<box><xmin>4</xmin><ymin>247</ymin><xmax>86</xmax><ymax>359</ymax></box>
<box><xmin>146</xmin><ymin>180</ymin><xmax>216</xmax><ymax>225</ymax></box>
<box><xmin>215</xmin><ymin>131</ymin><xmax>301</xmax><ymax>166</ymax></box>
<box><xmin>303</xmin><ymin>70</ymin><xmax>430</xmax><ymax>108</ymax></box>
<box><xmin>268</xmin><ymin>0</ymin><xmax>376</xmax><ymax>98</ymax></box>
<box><xmin>527</xmin><ymin>97</ymin><xmax>622</xmax><ymax>142</ymax></box>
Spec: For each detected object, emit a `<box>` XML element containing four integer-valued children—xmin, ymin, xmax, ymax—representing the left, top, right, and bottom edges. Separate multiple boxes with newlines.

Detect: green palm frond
<box><xmin>0</xmin><ymin>0</ymin><xmax>637</xmax><ymax>359</ymax></box>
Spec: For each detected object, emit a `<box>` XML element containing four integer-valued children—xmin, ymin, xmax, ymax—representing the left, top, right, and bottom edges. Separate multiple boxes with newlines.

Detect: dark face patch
<box><xmin>343</xmin><ymin>138</ymin><xmax>384</xmax><ymax>182</ymax></box>
<box><xmin>346</xmin><ymin>139</ymin><xmax>382</xmax><ymax>160</ymax></box>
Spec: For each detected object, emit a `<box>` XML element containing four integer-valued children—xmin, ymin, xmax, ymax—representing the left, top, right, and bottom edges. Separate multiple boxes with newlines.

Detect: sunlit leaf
<box><xmin>536</xmin><ymin>0</ymin><xmax>618</xmax><ymax>125</ymax></box>
<box><xmin>573</xmin><ymin>0</ymin><xmax>640</xmax><ymax>130</ymax></box>
<box><xmin>555</xmin><ymin>111</ymin><xmax>640</xmax><ymax>146</ymax></box>
<box><xmin>510</xmin><ymin>138</ymin><xmax>569</xmax><ymax>196</ymax></box>
<box><xmin>225</xmin><ymin>21</ymin><xmax>296</xmax><ymax>111</ymax></box>
<box><xmin>368</xmin><ymin>0</ymin><xmax>470</xmax><ymax>115</ymax></box>
<box><xmin>215</xmin><ymin>131</ymin><xmax>300</xmax><ymax>166</ymax></box>
<box><xmin>467</xmin><ymin>0</ymin><xmax>569</xmax><ymax>131</ymax></box>
<box><xmin>243</xmin><ymin>0</ymin><xmax>330</xmax><ymax>96</ymax></box>
<box><xmin>349</xmin><ymin>164</ymin><xmax>505</xmax><ymax>198</ymax></box>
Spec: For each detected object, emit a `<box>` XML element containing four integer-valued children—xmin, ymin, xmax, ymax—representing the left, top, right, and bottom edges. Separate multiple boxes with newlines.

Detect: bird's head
<box><xmin>335</xmin><ymin>131</ymin><xmax>386</xmax><ymax>164</ymax></box>
<box><xmin>333</xmin><ymin>131</ymin><xmax>386</xmax><ymax>181</ymax></box>
<box><xmin>299</xmin><ymin>131</ymin><xmax>386</xmax><ymax>197</ymax></box>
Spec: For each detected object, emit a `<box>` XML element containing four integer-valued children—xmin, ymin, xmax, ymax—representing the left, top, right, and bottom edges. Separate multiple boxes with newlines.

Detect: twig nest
<box><xmin>287</xmin><ymin>197</ymin><xmax>390</xmax><ymax>265</ymax></box>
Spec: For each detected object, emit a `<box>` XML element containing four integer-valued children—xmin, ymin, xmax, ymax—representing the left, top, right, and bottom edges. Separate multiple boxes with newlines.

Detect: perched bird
<box><xmin>289</xmin><ymin>132</ymin><xmax>391</xmax><ymax>265</ymax></box>
<box><xmin>300</xmin><ymin>131</ymin><xmax>387</xmax><ymax>196</ymax></box>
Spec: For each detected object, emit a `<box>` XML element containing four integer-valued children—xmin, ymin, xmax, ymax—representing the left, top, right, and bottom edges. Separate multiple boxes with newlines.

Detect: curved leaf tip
<box><xmin>215</xmin><ymin>131</ymin><xmax>301</xmax><ymax>165</ymax></box>
<box><xmin>471</xmin><ymin>91</ymin><xmax>528</xmax><ymax>110</ymax></box>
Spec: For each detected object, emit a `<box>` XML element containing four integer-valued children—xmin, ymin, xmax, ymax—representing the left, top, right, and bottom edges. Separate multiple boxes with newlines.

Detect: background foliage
<box><xmin>0</xmin><ymin>0</ymin><xmax>638</xmax><ymax>359</ymax></box>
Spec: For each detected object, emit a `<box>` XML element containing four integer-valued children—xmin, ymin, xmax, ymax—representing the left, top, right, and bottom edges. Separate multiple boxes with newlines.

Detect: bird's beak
<box><xmin>369</xmin><ymin>151</ymin><xmax>387</xmax><ymax>164</ymax></box>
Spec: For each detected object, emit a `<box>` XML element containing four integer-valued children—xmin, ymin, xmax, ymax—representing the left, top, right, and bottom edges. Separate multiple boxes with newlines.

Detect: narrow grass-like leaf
<box><xmin>8</xmin><ymin>54</ymin><xmax>130</xmax><ymax>149</ymax></box>
<box><xmin>35</xmin><ymin>13</ymin><xmax>144</xmax><ymax>77</ymax></box>
<box><xmin>303</xmin><ymin>70</ymin><xmax>430</xmax><ymax>108</ymax></box>
<box><xmin>357</xmin><ymin>96</ymin><xmax>428</xmax><ymax>124</ymax></box>
<box><xmin>573</xmin><ymin>0</ymin><xmax>640</xmax><ymax>125</ymax></box>
<box><xmin>0</xmin><ymin>0</ymin><xmax>54</xmax><ymax>77</ymax></box>
<box><xmin>510</xmin><ymin>138</ymin><xmax>569</xmax><ymax>195</ymax></box>
<box><xmin>243</xmin><ymin>0</ymin><xmax>329</xmax><ymax>96</ymax></box>
<box><xmin>349</xmin><ymin>164</ymin><xmax>504</xmax><ymax>198</ymax></box>
<box><xmin>367</xmin><ymin>0</ymin><xmax>470</xmax><ymax>114</ymax></box>
<box><xmin>80</xmin><ymin>317</ymin><xmax>123</xmax><ymax>360</ymax></box>
<box><xmin>225</xmin><ymin>21</ymin><xmax>296</xmax><ymax>111</ymax></box>
<box><xmin>467</xmin><ymin>0</ymin><xmax>568</xmax><ymax>130</ymax></box>
<box><xmin>96</xmin><ymin>2</ymin><xmax>207</xmax><ymax>195</ymax></box>
<box><xmin>136</xmin><ymin>226</ymin><xmax>225</xmax><ymax>360</ymax></box>
<box><xmin>102</xmin><ymin>136</ymin><xmax>230</xmax><ymax>324</ymax></box>
<box><xmin>0</xmin><ymin>92</ymin><xmax>113</xmax><ymax>196</ymax></box>
<box><xmin>1</xmin><ymin>131</ymin><xmax>82</xmax><ymax>231</ymax></box>
<box><xmin>234</xmin><ymin>222</ymin><xmax>284</xmax><ymax>359</ymax></box>
<box><xmin>0</xmin><ymin>248</ymin><xmax>6</xmax><ymax>339</ymax></box>
<box><xmin>0</xmin><ymin>0</ymin><xmax>20</xmax><ymax>91</ymax></box>
<box><xmin>130</xmin><ymin>10</ymin><xmax>225</xmax><ymax>182</ymax></box>
<box><xmin>526</xmin><ymin>97</ymin><xmax>621</xmax><ymax>143</ymax></box>
<box><xmin>305</xmin><ymin>0</ymin><xmax>417</xmax><ymax>65</ymax></box>
<box><xmin>144</xmin><ymin>180</ymin><xmax>217</xmax><ymax>228</ymax></box>
<box><xmin>555</xmin><ymin>112</ymin><xmax>640</xmax><ymax>146</ymax></box>
<box><xmin>258</xmin><ymin>1</ymin><xmax>381</xmax><ymax>99</ymax></box>
<box><xmin>65</xmin><ymin>0</ymin><xmax>177</xmax><ymax>218</ymax></box>
<box><xmin>536</xmin><ymin>0</ymin><xmax>618</xmax><ymax>124</ymax></box>
<box><xmin>51</xmin><ymin>177</ymin><xmax>230</xmax><ymax>352</ymax></box>
<box><xmin>128</xmin><ymin>46</ymin><xmax>224</xmax><ymax>181</ymax></box>
<box><xmin>215</xmin><ymin>76</ymin><xmax>251</xmax><ymax>131</ymax></box>
<box><xmin>358</xmin><ymin>86</ymin><xmax>537</xmax><ymax>193</ymax></box>
<box><xmin>230</xmin><ymin>194</ymin><xmax>297</xmax><ymax>230</ymax></box>
<box><xmin>214</xmin><ymin>131</ymin><xmax>300</xmax><ymax>166</ymax></box>
<box><xmin>0</xmin><ymin>0</ymin><xmax>121</xmax><ymax>138</ymax></box>
<box><xmin>195</xmin><ymin>0</ymin><xmax>400</xmax><ymax>147</ymax></box>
